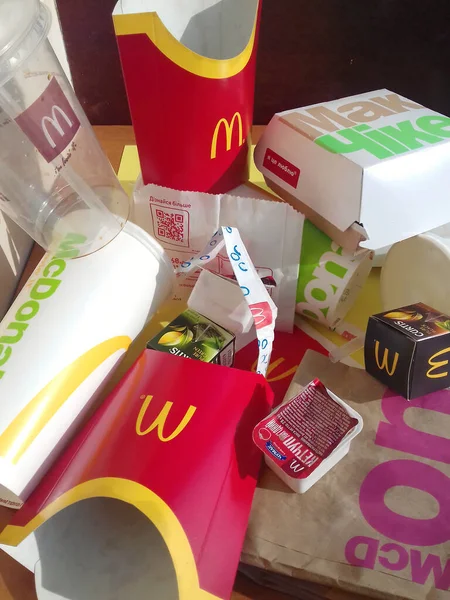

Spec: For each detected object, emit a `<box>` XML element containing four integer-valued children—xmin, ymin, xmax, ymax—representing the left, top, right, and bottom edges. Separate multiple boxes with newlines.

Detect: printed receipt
<box><xmin>176</xmin><ymin>226</ymin><xmax>278</xmax><ymax>377</ymax></box>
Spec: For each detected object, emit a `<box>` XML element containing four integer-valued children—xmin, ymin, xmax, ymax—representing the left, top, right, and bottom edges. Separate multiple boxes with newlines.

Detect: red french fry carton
<box><xmin>0</xmin><ymin>350</ymin><xmax>273</xmax><ymax>600</ymax></box>
<box><xmin>113</xmin><ymin>0</ymin><xmax>262</xmax><ymax>193</ymax></box>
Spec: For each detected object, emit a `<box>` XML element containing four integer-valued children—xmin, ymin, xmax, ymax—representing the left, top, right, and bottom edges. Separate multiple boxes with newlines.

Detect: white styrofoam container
<box><xmin>261</xmin><ymin>386</ymin><xmax>363</xmax><ymax>494</ymax></box>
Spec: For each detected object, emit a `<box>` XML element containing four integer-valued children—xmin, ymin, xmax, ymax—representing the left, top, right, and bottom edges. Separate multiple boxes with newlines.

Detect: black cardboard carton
<box><xmin>364</xmin><ymin>302</ymin><xmax>450</xmax><ymax>399</ymax></box>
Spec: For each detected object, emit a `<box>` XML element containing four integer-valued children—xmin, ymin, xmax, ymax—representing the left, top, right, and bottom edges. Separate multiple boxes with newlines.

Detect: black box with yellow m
<box><xmin>364</xmin><ymin>303</ymin><xmax>450</xmax><ymax>400</ymax></box>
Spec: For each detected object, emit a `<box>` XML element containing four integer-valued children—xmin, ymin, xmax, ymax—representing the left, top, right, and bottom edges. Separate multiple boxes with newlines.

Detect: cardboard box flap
<box><xmin>254</xmin><ymin>116</ymin><xmax>364</xmax><ymax>234</ymax></box>
<box><xmin>113</xmin><ymin>0</ymin><xmax>259</xmax><ymax>60</ymax></box>
<box><xmin>263</xmin><ymin>177</ymin><xmax>368</xmax><ymax>253</ymax></box>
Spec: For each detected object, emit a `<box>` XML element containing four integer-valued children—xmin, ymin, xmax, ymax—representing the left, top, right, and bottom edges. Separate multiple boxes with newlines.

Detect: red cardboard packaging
<box><xmin>1</xmin><ymin>350</ymin><xmax>273</xmax><ymax>599</ymax></box>
<box><xmin>113</xmin><ymin>0</ymin><xmax>262</xmax><ymax>193</ymax></box>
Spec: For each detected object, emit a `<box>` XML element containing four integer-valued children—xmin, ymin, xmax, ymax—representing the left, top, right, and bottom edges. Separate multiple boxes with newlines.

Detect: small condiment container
<box><xmin>253</xmin><ymin>379</ymin><xmax>363</xmax><ymax>493</ymax></box>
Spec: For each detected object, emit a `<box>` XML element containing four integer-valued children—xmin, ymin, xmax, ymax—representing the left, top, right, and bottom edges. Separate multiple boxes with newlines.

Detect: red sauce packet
<box><xmin>253</xmin><ymin>379</ymin><xmax>358</xmax><ymax>479</ymax></box>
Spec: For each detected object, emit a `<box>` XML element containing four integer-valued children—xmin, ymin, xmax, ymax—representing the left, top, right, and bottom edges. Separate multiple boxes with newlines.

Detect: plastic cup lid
<box><xmin>0</xmin><ymin>0</ymin><xmax>40</xmax><ymax>58</ymax></box>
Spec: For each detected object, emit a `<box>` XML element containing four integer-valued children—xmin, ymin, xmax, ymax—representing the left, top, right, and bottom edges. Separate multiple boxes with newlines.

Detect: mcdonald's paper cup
<box><xmin>296</xmin><ymin>221</ymin><xmax>373</xmax><ymax>329</ymax></box>
<box><xmin>0</xmin><ymin>222</ymin><xmax>173</xmax><ymax>508</ymax></box>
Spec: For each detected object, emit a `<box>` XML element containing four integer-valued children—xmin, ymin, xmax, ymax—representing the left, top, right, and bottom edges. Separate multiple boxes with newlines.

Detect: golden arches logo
<box><xmin>427</xmin><ymin>346</ymin><xmax>450</xmax><ymax>379</ymax></box>
<box><xmin>374</xmin><ymin>340</ymin><xmax>399</xmax><ymax>376</ymax></box>
<box><xmin>136</xmin><ymin>394</ymin><xmax>197</xmax><ymax>442</ymax></box>
<box><xmin>251</xmin><ymin>356</ymin><xmax>298</xmax><ymax>383</ymax></box>
<box><xmin>0</xmin><ymin>336</ymin><xmax>131</xmax><ymax>463</ymax></box>
<box><xmin>211</xmin><ymin>112</ymin><xmax>245</xmax><ymax>159</ymax></box>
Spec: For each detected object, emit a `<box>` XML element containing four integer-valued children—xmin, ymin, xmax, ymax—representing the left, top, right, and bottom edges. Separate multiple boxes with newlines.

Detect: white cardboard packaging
<box><xmin>188</xmin><ymin>269</ymin><xmax>253</xmax><ymax>336</ymax></box>
<box><xmin>255</xmin><ymin>89</ymin><xmax>450</xmax><ymax>251</ymax></box>
<box><xmin>187</xmin><ymin>269</ymin><xmax>256</xmax><ymax>351</ymax></box>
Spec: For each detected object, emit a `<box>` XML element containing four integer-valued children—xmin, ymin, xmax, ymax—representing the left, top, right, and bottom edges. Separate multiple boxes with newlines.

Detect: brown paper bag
<box><xmin>240</xmin><ymin>562</ymin><xmax>370</xmax><ymax>600</ymax></box>
<box><xmin>242</xmin><ymin>350</ymin><xmax>450</xmax><ymax>600</ymax></box>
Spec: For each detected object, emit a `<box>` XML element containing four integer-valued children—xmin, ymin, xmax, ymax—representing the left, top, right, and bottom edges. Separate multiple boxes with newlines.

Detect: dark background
<box><xmin>55</xmin><ymin>0</ymin><xmax>450</xmax><ymax>125</ymax></box>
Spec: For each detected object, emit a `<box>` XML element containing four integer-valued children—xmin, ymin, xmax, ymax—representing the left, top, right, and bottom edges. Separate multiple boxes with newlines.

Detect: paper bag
<box><xmin>113</xmin><ymin>0</ymin><xmax>261</xmax><ymax>193</ymax></box>
<box><xmin>243</xmin><ymin>350</ymin><xmax>450</xmax><ymax>599</ymax></box>
<box><xmin>0</xmin><ymin>349</ymin><xmax>274</xmax><ymax>600</ymax></box>
<box><xmin>134</xmin><ymin>182</ymin><xmax>304</xmax><ymax>331</ymax></box>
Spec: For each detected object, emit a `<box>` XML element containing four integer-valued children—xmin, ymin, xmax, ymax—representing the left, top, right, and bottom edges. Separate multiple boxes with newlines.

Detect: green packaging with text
<box><xmin>147</xmin><ymin>309</ymin><xmax>235</xmax><ymax>367</ymax></box>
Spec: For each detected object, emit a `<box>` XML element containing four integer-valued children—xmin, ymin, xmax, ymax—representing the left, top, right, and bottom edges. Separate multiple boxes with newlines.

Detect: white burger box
<box><xmin>255</xmin><ymin>90</ymin><xmax>450</xmax><ymax>252</ymax></box>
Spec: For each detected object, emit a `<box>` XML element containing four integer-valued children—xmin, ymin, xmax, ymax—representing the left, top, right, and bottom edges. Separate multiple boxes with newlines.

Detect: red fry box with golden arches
<box><xmin>113</xmin><ymin>0</ymin><xmax>262</xmax><ymax>193</ymax></box>
<box><xmin>0</xmin><ymin>350</ymin><xmax>274</xmax><ymax>599</ymax></box>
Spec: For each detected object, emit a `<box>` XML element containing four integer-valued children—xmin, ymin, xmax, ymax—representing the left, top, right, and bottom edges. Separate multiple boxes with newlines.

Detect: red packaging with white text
<box><xmin>253</xmin><ymin>379</ymin><xmax>363</xmax><ymax>493</ymax></box>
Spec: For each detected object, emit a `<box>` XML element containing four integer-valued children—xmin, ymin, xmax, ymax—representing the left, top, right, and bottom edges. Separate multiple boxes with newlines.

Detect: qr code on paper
<box><xmin>150</xmin><ymin>206</ymin><xmax>189</xmax><ymax>248</ymax></box>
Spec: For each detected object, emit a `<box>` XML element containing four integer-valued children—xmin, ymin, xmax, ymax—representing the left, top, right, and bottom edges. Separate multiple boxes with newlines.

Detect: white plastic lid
<box><xmin>0</xmin><ymin>0</ymin><xmax>40</xmax><ymax>57</ymax></box>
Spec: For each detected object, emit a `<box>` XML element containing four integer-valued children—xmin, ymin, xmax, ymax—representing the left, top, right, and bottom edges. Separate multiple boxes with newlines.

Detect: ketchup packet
<box><xmin>253</xmin><ymin>379</ymin><xmax>359</xmax><ymax>480</ymax></box>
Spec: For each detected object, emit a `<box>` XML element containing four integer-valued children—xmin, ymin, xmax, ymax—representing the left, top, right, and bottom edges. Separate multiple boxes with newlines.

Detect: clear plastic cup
<box><xmin>0</xmin><ymin>0</ymin><xmax>130</xmax><ymax>256</ymax></box>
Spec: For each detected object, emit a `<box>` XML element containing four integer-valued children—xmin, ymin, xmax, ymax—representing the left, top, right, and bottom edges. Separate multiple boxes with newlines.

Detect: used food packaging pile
<box><xmin>0</xmin><ymin>1</ymin><xmax>450</xmax><ymax>599</ymax></box>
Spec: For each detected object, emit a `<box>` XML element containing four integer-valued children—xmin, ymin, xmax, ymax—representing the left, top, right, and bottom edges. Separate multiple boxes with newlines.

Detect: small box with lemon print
<box><xmin>147</xmin><ymin>308</ymin><xmax>235</xmax><ymax>367</ymax></box>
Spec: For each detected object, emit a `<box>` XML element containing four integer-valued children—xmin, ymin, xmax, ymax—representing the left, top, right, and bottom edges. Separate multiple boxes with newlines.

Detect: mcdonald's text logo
<box><xmin>374</xmin><ymin>340</ymin><xmax>399</xmax><ymax>376</ymax></box>
<box><xmin>427</xmin><ymin>346</ymin><xmax>450</xmax><ymax>379</ymax></box>
<box><xmin>211</xmin><ymin>112</ymin><xmax>245</xmax><ymax>159</ymax></box>
<box><xmin>136</xmin><ymin>394</ymin><xmax>197</xmax><ymax>442</ymax></box>
<box><xmin>15</xmin><ymin>77</ymin><xmax>80</xmax><ymax>163</ymax></box>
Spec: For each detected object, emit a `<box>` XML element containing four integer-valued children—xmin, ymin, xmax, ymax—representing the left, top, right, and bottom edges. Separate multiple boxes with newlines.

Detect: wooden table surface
<box><xmin>0</xmin><ymin>125</ymin><xmax>295</xmax><ymax>600</ymax></box>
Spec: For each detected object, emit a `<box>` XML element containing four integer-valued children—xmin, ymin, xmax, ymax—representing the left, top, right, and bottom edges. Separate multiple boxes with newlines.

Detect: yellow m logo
<box><xmin>211</xmin><ymin>112</ymin><xmax>244</xmax><ymax>159</ymax></box>
<box><xmin>41</xmin><ymin>105</ymin><xmax>74</xmax><ymax>149</ymax></box>
<box><xmin>374</xmin><ymin>340</ymin><xmax>399</xmax><ymax>376</ymax></box>
<box><xmin>136</xmin><ymin>395</ymin><xmax>197</xmax><ymax>442</ymax></box>
<box><xmin>427</xmin><ymin>346</ymin><xmax>450</xmax><ymax>379</ymax></box>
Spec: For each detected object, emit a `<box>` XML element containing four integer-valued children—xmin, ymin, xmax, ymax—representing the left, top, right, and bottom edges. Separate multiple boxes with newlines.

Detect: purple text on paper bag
<box><xmin>345</xmin><ymin>389</ymin><xmax>450</xmax><ymax>591</ymax></box>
